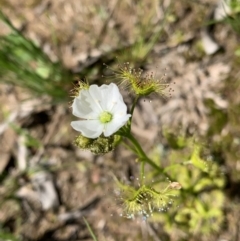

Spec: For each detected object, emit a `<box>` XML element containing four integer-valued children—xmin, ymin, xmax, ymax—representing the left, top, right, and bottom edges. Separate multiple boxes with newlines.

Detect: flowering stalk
<box><xmin>140</xmin><ymin>161</ymin><xmax>145</xmax><ymax>185</ymax></box>
<box><xmin>129</xmin><ymin>96</ymin><xmax>139</xmax><ymax>131</ymax></box>
<box><xmin>70</xmin><ymin>70</ymin><xmax>182</xmax><ymax>220</ymax></box>
<box><xmin>117</xmin><ymin>105</ymin><xmax>165</xmax><ymax>178</ymax></box>
<box><xmin>71</xmin><ymin>80</ymin><xmax>166</xmax><ymax>176</ymax></box>
<box><xmin>124</xmin><ymin>130</ymin><xmax>165</xmax><ymax>174</ymax></box>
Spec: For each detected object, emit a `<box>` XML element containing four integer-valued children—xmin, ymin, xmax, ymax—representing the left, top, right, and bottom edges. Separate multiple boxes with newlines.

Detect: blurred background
<box><xmin>0</xmin><ymin>0</ymin><xmax>240</xmax><ymax>240</ymax></box>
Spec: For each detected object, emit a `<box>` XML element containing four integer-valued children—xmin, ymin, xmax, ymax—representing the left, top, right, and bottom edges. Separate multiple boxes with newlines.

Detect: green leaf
<box><xmin>83</xmin><ymin>217</ymin><xmax>98</xmax><ymax>241</ymax></box>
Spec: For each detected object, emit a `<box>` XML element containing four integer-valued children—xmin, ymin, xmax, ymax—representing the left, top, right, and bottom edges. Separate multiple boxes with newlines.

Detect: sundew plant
<box><xmin>70</xmin><ymin>64</ymin><xmax>225</xmax><ymax>233</ymax></box>
<box><xmin>71</xmin><ymin>67</ymin><xmax>178</xmax><ymax>220</ymax></box>
<box><xmin>1</xmin><ymin>0</ymin><xmax>239</xmax><ymax>240</ymax></box>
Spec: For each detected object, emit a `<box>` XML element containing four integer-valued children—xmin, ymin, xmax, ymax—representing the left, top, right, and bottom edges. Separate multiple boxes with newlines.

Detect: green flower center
<box><xmin>99</xmin><ymin>111</ymin><xmax>113</xmax><ymax>123</ymax></box>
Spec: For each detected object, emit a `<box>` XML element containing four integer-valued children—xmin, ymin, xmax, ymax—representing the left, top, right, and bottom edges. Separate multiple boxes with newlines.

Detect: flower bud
<box><xmin>74</xmin><ymin>134</ymin><xmax>121</xmax><ymax>154</ymax></box>
<box><xmin>75</xmin><ymin>135</ymin><xmax>93</xmax><ymax>149</ymax></box>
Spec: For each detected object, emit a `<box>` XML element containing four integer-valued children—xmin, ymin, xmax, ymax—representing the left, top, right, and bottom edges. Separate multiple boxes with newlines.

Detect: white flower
<box><xmin>71</xmin><ymin>83</ymin><xmax>131</xmax><ymax>138</ymax></box>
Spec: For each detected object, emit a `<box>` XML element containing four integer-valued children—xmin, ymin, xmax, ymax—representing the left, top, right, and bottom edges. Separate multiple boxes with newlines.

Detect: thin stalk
<box><xmin>121</xmin><ymin>141</ymin><xmax>138</xmax><ymax>154</ymax></box>
<box><xmin>83</xmin><ymin>217</ymin><xmax>98</xmax><ymax>241</ymax></box>
<box><xmin>128</xmin><ymin>96</ymin><xmax>139</xmax><ymax>131</ymax></box>
<box><xmin>126</xmin><ymin>133</ymin><xmax>164</xmax><ymax>174</ymax></box>
<box><xmin>140</xmin><ymin>161</ymin><xmax>145</xmax><ymax>184</ymax></box>
<box><xmin>130</xmin><ymin>96</ymin><xmax>139</xmax><ymax>117</ymax></box>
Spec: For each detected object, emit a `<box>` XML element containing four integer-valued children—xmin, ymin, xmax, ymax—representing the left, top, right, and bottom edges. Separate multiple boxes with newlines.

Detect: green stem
<box><xmin>126</xmin><ymin>133</ymin><xmax>164</xmax><ymax>174</ymax></box>
<box><xmin>119</xmin><ymin>96</ymin><xmax>165</xmax><ymax>175</ymax></box>
<box><xmin>121</xmin><ymin>141</ymin><xmax>137</xmax><ymax>153</ymax></box>
<box><xmin>127</xmin><ymin>96</ymin><xmax>139</xmax><ymax>132</ymax></box>
<box><xmin>130</xmin><ymin>96</ymin><xmax>139</xmax><ymax>117</ymax></box>
<box><xmin>140</xmin><ymin>161</ymin><xmax>145</xmax><ymax>184</ymax></box>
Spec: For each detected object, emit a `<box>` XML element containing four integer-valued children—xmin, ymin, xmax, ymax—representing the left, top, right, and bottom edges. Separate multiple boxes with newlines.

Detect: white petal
<box><xmin>107</xmin><ymin>84</ymin><xmax>124</xmax><ymax>108</ymax></box>
<box><xmin>103</xmin><ymin>114</ymin><xmax>131</xmax><ymax>136</ymax></box>
<box><xmin>71</xmin><ymin>83</ymin><xmax>130</xmax><ymax>138</ymax></box>
<box><xmin>88</xmin><ymin>85</ymin><xmax>105</xmax><ymax>111</ymax></box>
<box><xmin>72</xmin><ymin>89</ymin><xmax>101</xmax><ymax>119</ymax></box>
<box><xmin>95</xmin><ymin>83</ymin><xmax>124</xmax><ymax>111</ymax></box>
<box><xmin>110</xmin><ymin>100</ymin><xmax>127</xmax><ymax>116</ymax></box>
<box><xmin>88</xmin><ymin>84</ymin><xmax>108</xmax><ymax>110</ymax></box>
<box><xmin>81</xmin><ymin>90</ymin><xmax>102</xmax><ymax>114</ymax></box>
<box><xmin>71</xmin><ymin>120</ymin><xmax>104</xmax><ymax>138</ymax></box>
<box><xmin>100</xmin><ymin>83</ymin><xmax>119</xmax><ymax>110</ymax></box>
<box><xmin>72</xmin><ymin>96</ymin><xmax>95</xmax><ymax>119</ymax></box>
